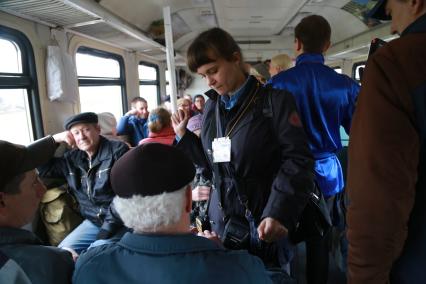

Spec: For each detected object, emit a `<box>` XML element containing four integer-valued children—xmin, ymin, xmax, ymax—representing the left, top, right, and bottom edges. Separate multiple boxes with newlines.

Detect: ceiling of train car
<box><xmin>0</xmin><ymin>0</ymin><xmax>386</xmax><ymax>62</ymax></box>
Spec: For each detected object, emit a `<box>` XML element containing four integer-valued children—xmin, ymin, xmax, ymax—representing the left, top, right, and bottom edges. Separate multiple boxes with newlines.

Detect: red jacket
<box><xmin>139</xmin><ymin>126</ymin><xmax>175</xmax><ymax>146</ymax></box>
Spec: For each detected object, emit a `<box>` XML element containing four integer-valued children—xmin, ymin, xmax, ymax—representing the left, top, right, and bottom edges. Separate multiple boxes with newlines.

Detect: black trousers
<box><xmin>305</xmin><ymin>193</ymin><xmax>341</xmax><ymax>284</ymax></box>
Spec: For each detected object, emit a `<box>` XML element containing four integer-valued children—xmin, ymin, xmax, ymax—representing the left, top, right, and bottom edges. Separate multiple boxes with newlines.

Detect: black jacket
<box><xmin>177</xmin><ymin>76</ymin><xmax>315</xmax><ymax>236</ymax></box>
<box><xmin>39</xmin><ymin>136</ymin><xmax>129</xmax><ymax>232</ymax></box>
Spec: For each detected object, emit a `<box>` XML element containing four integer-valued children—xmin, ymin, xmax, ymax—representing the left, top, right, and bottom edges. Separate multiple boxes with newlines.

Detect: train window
<box><xmin>0</xmin><ymin>25</ymin><xmax>42</xmax><ymax>145</ymax></box>
<box><xmin>138</xmin><ymin>62</ymin><xmax>159</xmax><ymax>110</ymax></box>
<box><xmin>76</xmin><ymin>47</ymin><xmax>126</xmax><ymax>120</ymax></box>
<box><xmin>333</xmin><ymin>67</ymin><xmax>342</xmax><ymax>74</ymax></box>
<box><xmin>352</xmin><ymin>61</ymin><xmax>366</xmax><ymax>83</ymax></box>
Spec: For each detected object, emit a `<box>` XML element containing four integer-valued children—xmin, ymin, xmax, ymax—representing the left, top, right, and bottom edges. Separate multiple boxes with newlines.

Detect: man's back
<box><xmin>268</xmin><ymin>53</ymin><xmax>359</xmax><ymax>157</ymax></box>
<box><xmin>0</xmin><ymin>227</ymin><xmax>74</xmax><ymax>284</ymax></box>
<box><xmin>347</xmin><ymin>15</ymin><xmax>426</xmax><ymax>282</ymax></box>
<box><xmin>73</xmin><ymin>233</ymin><xmax>272</xmax><ymax>284</ymax></box>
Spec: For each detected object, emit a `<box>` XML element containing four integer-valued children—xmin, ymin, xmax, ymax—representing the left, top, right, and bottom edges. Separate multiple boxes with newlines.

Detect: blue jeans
<box><xmin>58</xmin><ymin>219</ymin><xmax>123</xmax><ymax>254</ymax></box>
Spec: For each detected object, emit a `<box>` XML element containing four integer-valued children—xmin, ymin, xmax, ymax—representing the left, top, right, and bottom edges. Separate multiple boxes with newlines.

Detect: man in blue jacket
<box><xmin>267</xmin><ymin>15</ymin><xmax>359</xmax><ymax>284</ymax></box>
<box><xmin>117</xmin><ymin>97</ymin><xmax>149</xmax><ymax>146</ymax></box>
<box><xmin>74</xmin><ymin>143</ymin><xmax>272</xmax><ymax>284</ymax></box>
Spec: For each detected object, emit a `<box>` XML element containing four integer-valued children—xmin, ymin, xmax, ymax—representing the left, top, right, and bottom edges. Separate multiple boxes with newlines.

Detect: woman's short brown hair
<box><xmin>148</xmin><ymin>107</ymin><xmax>171</xmax><ymax>133</ymax></box>
<box><xmin>187</xmin><ymin>27</ymin><xmax>242</xmax><ymax>73</ymax></box>
<box><xmin>295</xmin><ymin>15</ymin><xmax>331</xmax><ymax>54</ymax></box>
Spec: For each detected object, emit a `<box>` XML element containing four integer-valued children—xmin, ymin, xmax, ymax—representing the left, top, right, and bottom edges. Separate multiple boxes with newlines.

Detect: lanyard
<box><xmin>215</xmin><ymin>82</ymin><xmax>260</xmax><ymax>139</ymax></box>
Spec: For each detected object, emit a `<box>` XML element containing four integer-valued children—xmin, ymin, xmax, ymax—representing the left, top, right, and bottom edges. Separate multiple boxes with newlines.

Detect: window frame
<box><xmin>138</xmin><ymin>61</ymin><xmax>160</xmax><ymax>108</ymax></box>
<box><xmin>352</xmin><ymin>61</ymin><xmax>366</xmax><ymax>83</ymax></box>
<box><xmin>0</xmin><ymin>25</ymin><xmax>43</xmax><ymax>139</ymax></box>
<box><xmin>76</xmin><ymin>46</ymin><xmax>127</xmax><ymax>113</ymax></box>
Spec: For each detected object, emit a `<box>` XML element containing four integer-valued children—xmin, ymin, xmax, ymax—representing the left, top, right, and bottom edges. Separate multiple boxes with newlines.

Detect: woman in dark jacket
<box><xmin>172</xmin><ymin>27</ymin><xmax>315</xmax><ymax>270</ymax></box>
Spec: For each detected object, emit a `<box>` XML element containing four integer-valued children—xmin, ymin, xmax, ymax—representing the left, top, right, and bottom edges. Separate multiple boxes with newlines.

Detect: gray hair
<box><xmin>113</xmin><ymin>186</ymin><xmax>187</xmax><ymax>233</ymax></box>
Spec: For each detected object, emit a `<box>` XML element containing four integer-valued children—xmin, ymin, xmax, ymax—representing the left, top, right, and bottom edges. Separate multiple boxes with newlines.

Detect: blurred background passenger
<box><xmin>268</xmin><ymin>54</ymin><xmax>293</xmax><ymax>78</ymax></box>
<box><xmin>193</xmin><ymin>94</ymin><xmax>206</xmax><ymax>114</ymax></box>
<box><xmin>177</xmin><ymin>97</ymin><xmax>194</xmax><ymax>117</ymax></box>
<box><xmin>139</xmin><ymin>107</ymin><xmax>175</xmax><ymax>146</ymax></box>
<box><xmin>117</xmin><ymin>97</ymin><xmax>149</xmax><ymax>147</ymax></box>
<box><xmin>249</xmin><ymin>62</ymin><xmax>270</xmax><ymax>84</ymax></box>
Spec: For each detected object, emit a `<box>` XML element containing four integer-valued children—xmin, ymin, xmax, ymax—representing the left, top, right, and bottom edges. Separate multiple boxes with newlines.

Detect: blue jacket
<box><xmin>116</xmin><ymin>115</ymin><xmax>148</xmax><ymax>146</ymax></box>
<box><xmin>0</xmin><ymin>227</ymin><xmax>74</xmax><ymax>284</ymax></box>
<box><xmin>73</xmin><ymin>232</ymin><xmax>272</xmax><ymax>284</ymax></box>
<box><xmin>267</xmin><ymin>54</ymin><xmax>359</xmax><ymax>197</ymax></box>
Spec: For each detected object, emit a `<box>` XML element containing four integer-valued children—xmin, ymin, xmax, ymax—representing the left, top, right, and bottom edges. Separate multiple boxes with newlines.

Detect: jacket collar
<box><xmin>0</xmin><ymin>227</ymin><xmax>41</xmax><ymax>246</ymax></box>
<box><xmin>204</xmin><ymin>75</ymin><xmax>257</xmax><ymax>102</ymax></box>
<box><xmin>118</xmin><ymin>232</ymin><xmax>225</xmax><ymax>255</ymax></box>
<box><xmin>295</xmin><ymin>53</ymin><xmax>324</xmax><ymax>66</ymax></box>
<box><xmin>401</xmin><ymin>13</ymin><xmax>426</xmax><ymax>36</ymax></box>
<box><xmin>148</xmin><ymin>126</ymin><xmax>175</xmax><ymax>138</ymax></box>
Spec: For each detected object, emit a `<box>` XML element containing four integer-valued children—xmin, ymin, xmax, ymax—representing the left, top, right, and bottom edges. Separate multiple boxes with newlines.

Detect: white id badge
<box><xmin>212</xmin><ymin>137</ymin><xmax>231</xmax><ymax>163</ymax></box>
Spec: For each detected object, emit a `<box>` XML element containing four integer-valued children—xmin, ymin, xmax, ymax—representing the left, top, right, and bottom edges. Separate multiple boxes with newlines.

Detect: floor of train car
<box><xmin>293</xmin><ymin>242</ymin><xmax>347</xmax><ymax>284</ymax></box>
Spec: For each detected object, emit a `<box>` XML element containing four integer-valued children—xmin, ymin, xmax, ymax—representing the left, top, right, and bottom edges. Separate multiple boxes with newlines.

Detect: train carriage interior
<box><xmin>0</xmin><ymin>0</ymin><xmax>405</xmax><ymax>283</ymax></box>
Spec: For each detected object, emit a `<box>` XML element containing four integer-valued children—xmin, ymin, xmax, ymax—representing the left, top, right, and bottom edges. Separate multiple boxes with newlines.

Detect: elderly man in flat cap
<box><xmin>0</xmin><ymin>138</ymin><xmax>74</xmax><ymax>284</ymax></box>
<box><xmin>38</xmin><ymin>112</ymin><xmax>129</xmax><ymax>257</ymax></box>
<box><xmin>73</xmin><ymin>143</ymin><xmax>272</xmax><ymax>284</ymax></box>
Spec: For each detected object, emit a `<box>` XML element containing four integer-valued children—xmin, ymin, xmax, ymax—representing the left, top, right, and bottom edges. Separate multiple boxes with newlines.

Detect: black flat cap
<box><xmin>368</xmin><ymin>0</ymin><xmax>390</xmax><ymax>21</ymax></box>
<box><xmin>64</xmin><ymin>112</ymin><xmax>98</xmax><ymax>130</ymax></box>
<box><xmin>0</xmin><ymin>137</ymin><xmax>55</xmax><ymax>192</ymax></box>
<box><xmin>111</xmin><ymin>143</ymin><xmax>195</xmax><ymax>198</ymax></box>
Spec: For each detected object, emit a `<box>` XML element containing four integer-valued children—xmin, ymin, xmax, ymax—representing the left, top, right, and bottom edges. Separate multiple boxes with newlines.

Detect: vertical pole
<box><xmin>163</xmin><ymin>6</ymin><xmax>178</xmax><ymax>113</ymax></box>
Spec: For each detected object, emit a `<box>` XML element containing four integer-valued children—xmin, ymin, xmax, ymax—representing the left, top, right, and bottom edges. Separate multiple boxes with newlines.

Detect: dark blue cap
<box><xmin>64</xmin><ymin>112</ymin><xmax>98</xmax><ymax>130</ymax></box>
<box><xmin>111</xmin><ymin>143</ymin><xmax>195</xmax><ymax>198</ymax></box>
<box><xmin>368</xmin><ymin>0</ymin><xmax>390</xmax><ymax>21</ymax></box>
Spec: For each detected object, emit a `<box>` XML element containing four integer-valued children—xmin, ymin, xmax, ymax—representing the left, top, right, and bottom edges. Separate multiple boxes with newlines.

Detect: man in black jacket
<box><xmin>39</xmin><ymin>112</ymin><xmax>129</xmax><ymax>257</ymax></box>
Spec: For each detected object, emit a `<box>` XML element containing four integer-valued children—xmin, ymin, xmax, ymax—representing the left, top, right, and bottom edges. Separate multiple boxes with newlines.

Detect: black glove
<box><xmin>96</xmin><ymin>222</ymin><xmax>121</xmax><ymax>240</ymax></box>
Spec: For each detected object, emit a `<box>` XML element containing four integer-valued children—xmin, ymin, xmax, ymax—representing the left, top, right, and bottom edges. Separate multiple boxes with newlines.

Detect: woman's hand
<box><xmin>257</xmin><ymin>217</ymin><xmax>288</xmax><ymax>243</ymax></box>
<box><xmin>192</xmin><ymin>185</ymin><xmax>211</xmax><ymax>201</ymax></box>
<box><xmin>171</xmin><ymin>109</ymin><xmax>189</xmax><ymax>138</ymax></box>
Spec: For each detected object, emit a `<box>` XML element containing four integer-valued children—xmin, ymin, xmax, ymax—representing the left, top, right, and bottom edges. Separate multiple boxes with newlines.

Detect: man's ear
<box><xmin>295</xmin><ymin>38</ymin><xmax>303</xmax><ymax>53</ymax></box>
<box><xmin>323</xmin><ymin>40</ymin><xmax>331</xmax><ymax>53</ymax></box>
<box><xmin>185</xmin><ymin>185</ymin><xmax>192</xmax><ymax>213</ymax></box>
<box><xmin>0</xmin><ymin>192</ymin><xmax>6</xmax><ymax>209</ymax></box>
<box><xmin>411</xmin><ymin>0</ymin><xmax>425</xmax><ymax>16</ymax></box>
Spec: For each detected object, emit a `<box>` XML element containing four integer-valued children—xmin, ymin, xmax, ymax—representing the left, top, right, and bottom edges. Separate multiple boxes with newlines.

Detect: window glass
<box><xmin>139</xmin><ymin>85</ymin><xmax>158</xmax><ymax>111</ymax></box>
<box><xmin>0</xmin><ymin>89</ymin><xmax>33</xmax><ymax>145</ymax></box>
<box><xmin>76</xmin><ymin>48</ymin><xmax>125</xmax><ymax>120</ymax></box>
<box><xmin>138</xmin><ymin>65</ymin><xmax>157</xmax><ymax>81</ymax></box>
<box><xmin>79</xmin><ymin>86</ymin><xmax>123</xmax><ymax>121</ymax></box>
<box><xmin>76</xmin><ymin>53</ymin><xmax>120</xmax><ymax>78</ymax></box>
<box><xmin>340</xmin><ymin>126</ymin><xmax>349</xmax><ymax>147</ymax></box>
<box><xmin>0</xmin><ymin>28</ymin><xmax>40</xmax><ymax>144</ymax></box>
<box><xmin>0</xmin><ymin>38</ymin><xmax>21</xmax><ymax>73</ymax></box>
<box><xmin>333</xmin><ymin>67</ymin><xmax>342</xmax><ymax>74</ymax></box>
<box><xmin>139</xmin><ymin>62</ymin><xmax>159</xmax><ymax>108</ymax></box>
<box><xmin>352</xmin><ymin>62</ymin><xmax>366</xmax><ymax>82</ymax></box>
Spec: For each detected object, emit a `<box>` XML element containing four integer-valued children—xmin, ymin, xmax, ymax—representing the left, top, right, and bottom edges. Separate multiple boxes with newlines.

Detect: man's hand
<box><xmin>192</xmin><ymin>185</ymin><xmax>211</xmax><ymax>201</ymax></box>
<box><xmin>52</xmin><ymin>131</ymin><xmax>76</xmax><ymax>148</ymax></box>
<box><xmin>171</xmin><ymin>109</ymin><xmax>189</xmax><ymax>138</ymax></box>
<box><xmin>125</xmin><ymin>109</ymin><xmax>138</xmax><ymax>116</ymax></box>
<box><xmin>197</xmin><ymin>230</ymin><xmax>223</xmax><ymax>246</ymax></box>
<box><xmin>257</xmin><ymin>217</ymin><xmax>288</xmax><ymax>243</ymax></box>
